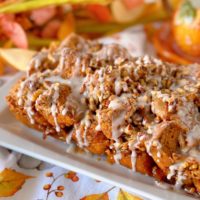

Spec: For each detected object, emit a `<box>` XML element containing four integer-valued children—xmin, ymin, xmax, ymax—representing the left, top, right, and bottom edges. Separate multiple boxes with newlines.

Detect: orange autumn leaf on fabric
<box><xmin>0</xmin><ymin>168</ymin><xmax>33</xmax><ymax>197</ymax></box>
<box><xmin>117</xmin><ymin>189</ymin><xmax>142</xmax><ymax>200</ymax></box>
<box><xmin>81</xmin><ymin>192</ymin><xmax>109</xmax><ymax>200</ymax></box>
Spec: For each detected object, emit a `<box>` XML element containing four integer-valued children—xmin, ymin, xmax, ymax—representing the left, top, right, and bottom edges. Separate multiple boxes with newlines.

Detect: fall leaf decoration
<box><xmin>0</xmin><ymin>14</ymin><xmax>28</xmax><ymax>49</ymax></box>
<box><xmin>0</xmin><ymin>168</ymin><xmax>32</xmax><ymax>197</ymax></box>
<box><xmin>58</xmin><ymin>13</ymin><xmax>75</xmax><ymax>40</ymax></box>
<box><xmin>117</xmin><ymin>189</ymin><xmax>143</xmax><ymax>200</ymax></box>
<box><xmin>64</xmin><ymin>171</ymin><xmax>79</xmax><ymax>182</ymax></box>
<box><xmin>0</xmin><ymin>48</ymin><xmax>36</xmax><ymax>71</ymax></box>
<box><xmin>44</xmin><ymin>171</ymin><xmax>80</xmax><ymax>200</ymax></box>
<box><xmin>0</xmin><ymin>0</ymin><xmax>111</xmax><ymax>14</ymax></box>
<box><xmin>80</xmin><ymin>186</ymin><xmax>117</xmax><ymax>200</ymax></box>
<box><xmin>80</xmin><ymin>192</ymin><xmax>109</xmax><ymax>200</ymax></box>
<box><xmin>44</xmin><ymin>171</ymin><xmax>65</xmax><ymax>199</ymax></box>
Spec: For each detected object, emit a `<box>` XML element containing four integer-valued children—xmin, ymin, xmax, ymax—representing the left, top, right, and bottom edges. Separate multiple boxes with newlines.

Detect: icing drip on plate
<box><xmin>129</xmin><ymin>141</ymin><xmax>137</xmax><ymax>171</ymax></box>
<box><xmin>66</xmin><ymin>131</ymin><xmax>73</xmax><ymax>144</ymax></box>
<box><xmin>167</xmin><ymin>162</ymin><xmax>186</xmax><ymax>189</ymax></box>
<box><xmin>113</xmin><ymin>142</ymin><xmax>122</xmax><ymax>164</ymax></box>
<box><xmin>75</xmin><ymin>128</ymin><xmax>83</xmax><ymax>148</ymax></box>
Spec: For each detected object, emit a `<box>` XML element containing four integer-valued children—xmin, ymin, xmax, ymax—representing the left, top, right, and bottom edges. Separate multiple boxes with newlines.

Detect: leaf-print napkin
<box><xmin>0</xmin><ymin>26</ymin><xmax>152</xmax><ymax>200</ymax></box>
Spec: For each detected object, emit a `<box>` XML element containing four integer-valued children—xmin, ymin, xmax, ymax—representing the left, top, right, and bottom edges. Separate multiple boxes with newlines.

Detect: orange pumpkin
<box><xmin>173</xmin><ymin>0</ymin><xmax>200</xmax><ymax>56</ymax></box>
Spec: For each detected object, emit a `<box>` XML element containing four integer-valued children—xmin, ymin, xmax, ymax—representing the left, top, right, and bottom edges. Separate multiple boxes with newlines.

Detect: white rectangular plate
<box><xmin>0</xmin><ymin>73</ymin><xmax>196</xmax><ymax>200</ymax></box>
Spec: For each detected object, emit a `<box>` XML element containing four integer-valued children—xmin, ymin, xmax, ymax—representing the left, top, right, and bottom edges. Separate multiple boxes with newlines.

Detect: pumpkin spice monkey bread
<box><xmin>6</xmin><ymin>34</ymin><xmax>200</xmax><ymax>197</ymax></box>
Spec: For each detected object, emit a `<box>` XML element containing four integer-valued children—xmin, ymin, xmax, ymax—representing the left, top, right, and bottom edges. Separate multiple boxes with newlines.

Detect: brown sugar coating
<box><xmin>6</xmin><ymin>33</ymin><xmax>200</xmax><ymax>196</ymax></box>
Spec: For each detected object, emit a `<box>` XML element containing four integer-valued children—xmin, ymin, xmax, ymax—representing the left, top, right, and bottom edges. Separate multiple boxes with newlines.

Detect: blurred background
<box><xmin>0</xmin><ymin>0</ymin><xmax>199</xmax><ymax>74</ymax></box>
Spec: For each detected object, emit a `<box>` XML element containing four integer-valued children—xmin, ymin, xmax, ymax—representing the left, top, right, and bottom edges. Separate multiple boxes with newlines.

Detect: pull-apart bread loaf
<box><xmin>7</xmin><ymin>34</ymin><xmax>200</xmax><ymax>196</ymax></box>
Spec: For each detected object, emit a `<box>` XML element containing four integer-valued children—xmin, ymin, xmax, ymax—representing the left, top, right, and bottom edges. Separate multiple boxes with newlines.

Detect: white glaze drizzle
<box><xmin>145</xmin><ymin>139</ymin><xmax>153</xmax><ymax>156</ymax></box>
<box><xmin>131</xmin><ymin>150</ymin><xmax>137</xmax><ymax>171</ymax></box>
<box><xmin>30</xmin><ymin>51</ymin><xmax>47</xmax><ymax>69</ymax></box>
<box><xmin>95</xmin><ymin>110</ymin><xmax>101</xmax><ymax>131</ymax></box>
<box><xmin>17</xmin><ymin>81</ymin><xmax>26</xmax><ymax>106</ymax></box>
<box><xmin>61</xmin><ymin>107</ymin><xmax>68</xmax><ymax>116</ymax></box>
<box><xmin>109</xmin><ymin>93</ymin><xmax>131</xmax><ymax>108</ymax></box>
<box><xmin>80</xmin><ymin>113</ymin><xmax>91</xmax><ymax>147</ymax></box>
<box><xmin>167</xmin><ymin>162</ymin><xmax>182</xmax><ymax>180</ymax></box>
<box><xmin>75</xmin><ymin>127</ymin><xmax>83</xmax><ymax>148</ymax></box>
<box><xmin>157</xmin><ymin>151</ymin><xmax>161</xmax><ymax>158</ymax></box>
<box><xmin>25</xmin><ymin>91</ymin><xmax>35</xmax><ymax>124</ymax></box>
<box><xmin>154</xmin><ymin>181</ymin><xmax>171</xmax><ymax>190</ymax></box>
<box><xmin>146</xmin><ymin>124</ymin><xmax>156</xmax><ymax>135</ymax></box>
<box><xmin>128</xmin><ymin>141</ymin><xmax>137</xmax><ymax>171</ymax></box>
<box><xmin>113</xmin><ymin>151</ymin><xmax>122</xmax><ymax>164</ymax></box>
<box><xmin>17</xmin><ymin>73</ymin><xmax>39</xmax><ymax>124</ymax></box>
<box><xmin>175</xmin><ymin>171</ymin><xmax>186</xmax><ymax>189</ymax></box>
<box><xmin>17</xmin><ymin>70</ymin><xmax>52</xmax><ymax>125</ymax></box>
<box><xmin>113</xmin><ymin>142</ymin><xmax>122</xmax><ymax>164</ymax></box>
<box><xmin>50</xmin><ymin>84</ymin><xmax>60</xmax><ymax>132</ymax></box>
<box><xmin>57</xmin><ymin>48</ymin><xmax>67</xmax><ymax>71</ymax></box>
<box><xmin>95</xmin><ymin>44</ymin><xmax>129</xmax><ymax>61</ymax></box>
<box><xmin>112</xmin><ymin>111</ymin><xmax>126</xmax><ymax>141</ymax></box>
<box><xmin>156</xmin><ymin>141</ymin><xmax>162</xmax><ymax>158</ymax></box>
<box><xmin>108</xmin><ymin>99</ymin><xmax>122</xmax><ymax>110</ymax></box>
<box><xmin>66</xmin><ymin>131</ymin><xmax>73</xmax><ymax>144</ymax></box>
<box><xmin>17</xmin><ymin>73</ymin><xmax>37</xmax><ymax>106</ymax></box>
<box><xmin>46</xmin><ymin>75</ymin><xmax>87</xmax><ymax>116</ymax></box>
<box><xmin>73</xmin><ymin>57</ymin><xmax>81</xmax><ymax>76</ymax></box>
<box><xmin>97</xmin><ymin>68</ymin><xmax>105</xmax><ymax>102</ymax></box>
<box><xmin>109</xmin><ymin>94</ymin><xmax>133</xmax><ymax>164</ymax></box>
<box><xmin>74</xmin><ymin>113</ymin><xmax>91</xmax><ymax>148</ymax></box>
<box><xmin>151</xmin><ymin>91</ymin><xmax>170</xmax><ymax>102</ymax></box>
<box><xmin>114</xmin><ymin>77</ymin><xmax>122</xmax><ymax>96</ymax></box>
<box><xmin>137</xmin><ymin>95</ymin><xmax>149</xmax><ymax>108</ymax></box>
